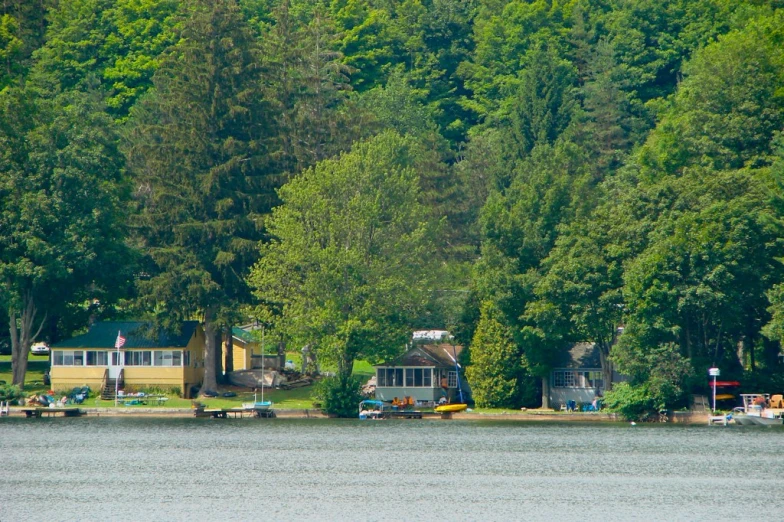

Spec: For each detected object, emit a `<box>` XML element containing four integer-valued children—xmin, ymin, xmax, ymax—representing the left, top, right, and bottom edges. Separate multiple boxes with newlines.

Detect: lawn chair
<box><xmin>70</xmin><ymin>387</ymin><xmax>86</xmax><ymax>404</ymax></box>
<box><xmin>770</xmin><ymin>394</ymin><xmax>784</xmax><ymax>408</ymax></box>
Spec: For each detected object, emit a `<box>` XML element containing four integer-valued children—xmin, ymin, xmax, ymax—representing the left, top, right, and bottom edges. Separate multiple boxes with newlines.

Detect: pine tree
<box><xmin>126</xmin><ymin>0</ymin><xmax>280</xmax><ymax>394</ymax></box>
<box><xmin>465</xmin><ymin>301</ymin><xmax>520</xmax><ymax>408</ymax></box>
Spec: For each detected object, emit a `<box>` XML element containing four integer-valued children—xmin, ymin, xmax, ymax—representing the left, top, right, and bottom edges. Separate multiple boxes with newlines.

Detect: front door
<box><xmin>109</xmin><ymin>350</ymin><xmax>123</xmax><ymax>379</ymax></box>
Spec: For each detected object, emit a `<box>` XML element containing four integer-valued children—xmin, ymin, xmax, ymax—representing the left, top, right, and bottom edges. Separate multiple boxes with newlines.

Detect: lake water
<box><xmin>2</xmin><ymin>416</ymin><xmax>784</xmax><ymax>521</ymax></box>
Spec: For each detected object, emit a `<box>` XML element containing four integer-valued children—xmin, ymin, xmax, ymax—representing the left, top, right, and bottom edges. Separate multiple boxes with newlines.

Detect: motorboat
<box><xmin>733</xmin><ymin>394</ymin><xmax>783</xmax><ymax>426</ymax></box>
<box><xmin>359</xmin><ymin>399</ymin><xmax>389</xmax><ymax>420</ymax></box>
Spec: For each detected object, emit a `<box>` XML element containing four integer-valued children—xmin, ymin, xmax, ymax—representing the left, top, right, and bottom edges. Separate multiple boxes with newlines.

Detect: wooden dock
<box><xmin>21</xmin><ymin>407</ymin><xmax>86</xmax><ymax>418</ymax></box>
<box><xmin>200</xmin><ymin>408</ymin><xmax>276</xmax><ymax>419</ymax></box>
<box><xmin>387</xmin><ymin>411</ymin><xmax>423</xmax><ymax>419</ymax></box>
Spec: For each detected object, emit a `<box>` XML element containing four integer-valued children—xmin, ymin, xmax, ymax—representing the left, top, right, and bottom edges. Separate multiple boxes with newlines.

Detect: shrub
<box><xmin>603</xmin><ymin>382</ymin><xmax>656</xmax><ymax>421</ymax></box>
<box><xmin>312</xmin><ymin>375</ymin><xmax>363</xmax><ymax>418</ymax></box>
<box><xmin>0</xmin><ymin>384</ymin><xmax>24</xmax><ymax>405</ymax></box>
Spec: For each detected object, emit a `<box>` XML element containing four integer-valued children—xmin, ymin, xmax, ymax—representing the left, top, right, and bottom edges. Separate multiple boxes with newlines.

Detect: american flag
<box><xmin>115</xmin><ymin>331</ymin><xmax>126</xmax><ymax>349</ymax></box>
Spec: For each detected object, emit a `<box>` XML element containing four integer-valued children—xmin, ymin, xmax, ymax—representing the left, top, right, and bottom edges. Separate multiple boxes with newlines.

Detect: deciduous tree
<box><xmin>250</xmin><ymin>131</ymin><xmax>438</xmax><ymax>385</ymax></box>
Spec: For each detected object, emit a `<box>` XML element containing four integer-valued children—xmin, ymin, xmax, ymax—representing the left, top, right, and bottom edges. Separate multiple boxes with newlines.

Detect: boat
<box><xmin>733</xmin><ymin>394</ymin><xmax>784</xmax><ymax>426</ymax></box>
<box><xmin>242</xmin><ymin>387</ymin><xmax>272</xmax><ymax>412</ymax></box>
<box><xmin>359</xmin><ymin>399</ymin><xmax>390</xmax><ymax>420</ymax></box>
<box><xmin>242</xmin><ymin>400</ymin><xmax>273</xmax><ymax>411</ymax></box>
<box><xmin>434</xmin><ymin>403</ymin><xmax>468</xmax><ymax>413</ymax></box>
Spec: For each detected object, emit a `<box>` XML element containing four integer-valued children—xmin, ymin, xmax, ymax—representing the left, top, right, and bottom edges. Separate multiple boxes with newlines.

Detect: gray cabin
<box><xmin>374</xmin><ymin>344</ymin><xmax>466</xmax><ymax>404</ymax></box>
<box><xmin>544</xmin><ymin>342</ymin><xmax>623</xmax><ymax>409</ymax></box>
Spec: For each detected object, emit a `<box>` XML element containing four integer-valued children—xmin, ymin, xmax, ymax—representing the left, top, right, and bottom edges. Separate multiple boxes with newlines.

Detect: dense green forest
<box><xmin>2</xmin><ymin>0</ymin><xmax>784</xmax><ymax>415</ymax></box>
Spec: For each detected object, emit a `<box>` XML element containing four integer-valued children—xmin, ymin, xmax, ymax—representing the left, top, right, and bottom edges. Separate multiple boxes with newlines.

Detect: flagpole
<box><xmin>114</xmin><ymin>331</ymin><xmax>121</xmax><ymax>407</ymax></box>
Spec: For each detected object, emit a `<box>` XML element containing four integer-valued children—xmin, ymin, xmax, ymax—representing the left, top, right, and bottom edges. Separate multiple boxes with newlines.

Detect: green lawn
<box><xmin>352</xmin><ymin>359</ymin><xmax>375</xmax><ymax>379</ymax></box>
<box><xmin>0</xmin><ymin>354</ymin><xmax>51</xmax><ymax>395</ymax></box>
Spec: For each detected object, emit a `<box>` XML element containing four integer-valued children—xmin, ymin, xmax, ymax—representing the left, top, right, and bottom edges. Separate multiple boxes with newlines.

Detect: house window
<box><xmin>383</xmin><ymin>368</ymin><xmax>403</xmax><ymax>386</ymax></box>
<box><xmin>125</xmin><ymin>351</ymin><xmax>152</xmax><ymax>366</ymax></box>
<box><xmin>585</xmin><ymin>371</ymin><xmax>603</xmax><ymax>389</ymax></box>
<box><xmin>154</xmin><ymin>350</ymin><xmax>182</xmax><ymax>366</ymax></box>
<box><xmin>86</xmin><ymin>351</ymin><xmax>108</xmax><ymax>366</ymax></box>
<box><xmin>414</xmin><ymin>368</ymin><xmax>423</xmax><ymax>387</ymax></box>
<box><xmin>184</xmin><ymin>351</ymin><xmax>191</xmax><ymax>367</ymax></box>
<box><xmin>448</xmin><ymin>371</ymin><xmax>458</xmax><ymax>388</ymax></box>
<box><xmin>406</xmin><ymin>369</ymin><xmax>414</xmax><ymax>387</ymax></box>
<box><xmin>53</xmin><ymin>350</ymin><xmax>83</xmax><ymax>366</ymax></box>
<box><xmin>554</xmin><ymin>370</ymin><xmax>602</xmax><ymax>388</ymax></box>
<box><xmin>423</xmin><ymin>368</ymin><xmax>432</xmax><ymax>387</ymax></box>
<box><xmin>553</xmin><ymin>370</ymin><xmax>577</xmax><ymax>388</ymax></box>
<box><xmin>378</xmin><ymin>368</ymin><xmax>404</xmax><ymax>387</ymax></box>
<box><xmin>112</xmin><ymin>352</ymin><xmax>122</xmax><ymax>365</ymax></box>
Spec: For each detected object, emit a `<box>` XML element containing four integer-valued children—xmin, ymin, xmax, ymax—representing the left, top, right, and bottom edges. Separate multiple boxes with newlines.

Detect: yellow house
<box><xmin>223</xmin><ymin>326</ymin><xmax>260</xmax><ymax>371</ymax></box>
<box><xmin>50</xmin><ymin>321</ymin><xmax>205</xmax><ymax>398</ymax></box>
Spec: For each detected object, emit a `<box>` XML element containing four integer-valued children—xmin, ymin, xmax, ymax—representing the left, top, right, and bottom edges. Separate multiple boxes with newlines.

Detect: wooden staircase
<box><xmin>100</xmin><ymin>369</ymin><xmax>123</xmax><ymax>400</ymax></box>
<box><xmin>101</xmin><ymin>379</ymin><xmax>119</xmax><ymax>400</ymax></box>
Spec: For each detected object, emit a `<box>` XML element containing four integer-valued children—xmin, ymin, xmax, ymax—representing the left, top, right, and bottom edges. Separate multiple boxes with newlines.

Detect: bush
<box><xmin>603</xmin><ymin>382</ymin><xmax>656</xmax><ymax>421</ymax></box>
<box><xmin>0</xmin><ymin>384</ymin><xmax>24</xmax><ymax>405</ymax></box>
<box><xmin>312</xmin><ymin>375</ymin><xmax>363</xmax><ymax>418</ymax></box>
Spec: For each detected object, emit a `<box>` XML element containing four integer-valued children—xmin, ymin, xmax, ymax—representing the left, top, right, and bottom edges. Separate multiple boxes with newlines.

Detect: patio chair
<box><xmin>770</xmin><ymin>394</ymin><xmax>784</xmax><ymax>408</ymax></box>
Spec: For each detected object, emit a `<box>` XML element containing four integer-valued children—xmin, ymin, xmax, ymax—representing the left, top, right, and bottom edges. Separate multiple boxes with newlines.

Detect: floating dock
<box><xmin>21</xmin><ymin>407</ymin><xmax>86</xmax><ymax>418</ymax></box>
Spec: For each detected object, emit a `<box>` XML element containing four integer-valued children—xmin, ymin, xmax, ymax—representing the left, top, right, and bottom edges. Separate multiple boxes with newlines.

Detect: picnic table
<box><xmin>120</xmin><ymin>394</ymin><xmax>168</xmax><ymax>406</ymax></box>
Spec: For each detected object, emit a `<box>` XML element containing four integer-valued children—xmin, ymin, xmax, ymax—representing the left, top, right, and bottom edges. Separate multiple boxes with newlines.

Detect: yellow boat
<box><xmin>434</xmin><ymin>403</ymin><xmax>468</xmax><ymax>413</ymax></box>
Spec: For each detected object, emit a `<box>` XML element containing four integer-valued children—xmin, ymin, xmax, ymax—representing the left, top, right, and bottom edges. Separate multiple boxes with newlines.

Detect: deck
<box><xmin>21</xmin><ymin>407</ymin><xmax>86</xmax><ymax>418</ymax></box>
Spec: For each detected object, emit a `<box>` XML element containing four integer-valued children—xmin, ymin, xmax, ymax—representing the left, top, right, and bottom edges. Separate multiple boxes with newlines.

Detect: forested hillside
<box><xmin>2</xmin><ymin>0</ymin><xmax>783</xmax><ymax>413</ymax></box>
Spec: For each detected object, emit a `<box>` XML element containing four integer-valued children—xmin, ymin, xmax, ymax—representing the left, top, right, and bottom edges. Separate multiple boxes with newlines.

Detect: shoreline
<box><xmin>3</xmin><ymin>406</ymin><xmax>712</xmax><ymax>424</ymax></box>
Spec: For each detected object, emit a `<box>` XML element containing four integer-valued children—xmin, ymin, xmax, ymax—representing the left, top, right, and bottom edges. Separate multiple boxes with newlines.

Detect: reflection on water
<box><xmin>2</xmin><ymin>417</ymin><xmax>784</xmax><ymax>521</ymax></box>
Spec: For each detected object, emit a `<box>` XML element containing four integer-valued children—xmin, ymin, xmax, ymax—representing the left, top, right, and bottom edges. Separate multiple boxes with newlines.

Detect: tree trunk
<box><xmin>337</xmin><ymin>351</ymin><xmax>353</xmax><ymax>383</ymax></box>
<box><xmin>541</xmin><ymin>376</ymin><xmax>550</xmax><ymax>409</ymax></box>
<box><xmin>201</xmin><ymin>309</ymin><xmax>219</xmax><ymax>394</ymax></box>
<box><xmin>214</xmin><ymin>326</ymin><xmax>224</xmax><ymax>384</ymax></box>
<box><xmin>9</xmin><ymin>291</ymin><xmax>46</xmax><ymax>389</ymax></box>
<box><xmin>277</xmin><ymin>337</ymin><xmax>286</xmax><ymax>370</ymax></box>
<box><xmin>225</xmin><ymin>327</ymin><xmax>234</xmax><ymax>374</ymax></box>
<box><xmin>598</xmin><ymin>343</ymin><xmax>613</xmax><ymax>393</ymax></box>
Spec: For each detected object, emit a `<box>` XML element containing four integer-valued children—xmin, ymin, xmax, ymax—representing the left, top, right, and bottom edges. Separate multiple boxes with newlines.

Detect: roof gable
<box><xmin>53</xmin><ymin>321</ymin><xmax>199</xmax><ymax>349</ymax></box>
<box><xmin>379</xmin><ymin>344</ymin><xmax>463</xmax><ymax>368</ymax></box>
<box><xmin>232</xmin><ymin>326</ymin><xmax>258</xmax><ymax>344</ymax></box>
<box><xmin>558</xmin><ymin>342</ymin><xmax>601</xmax><ymax>369</ymax></box>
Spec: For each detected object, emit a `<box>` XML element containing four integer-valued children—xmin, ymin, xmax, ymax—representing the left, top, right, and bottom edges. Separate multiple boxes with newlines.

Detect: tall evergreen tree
<box><xmin>465</xmin><ymin>300</ymin><xmax>520</xmax><ymax>408</ymax></box>
<box><xmin>126</xmin><ymin>0</ymin><xmax>280</xmax><ymax>394</ymax></box>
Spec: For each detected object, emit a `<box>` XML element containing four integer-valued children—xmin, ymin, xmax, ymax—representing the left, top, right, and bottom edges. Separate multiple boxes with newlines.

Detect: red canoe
<box><xmin>709</xmin><ymin>381</ymin><xmax>740</xmax><ymax>387</ymax></box>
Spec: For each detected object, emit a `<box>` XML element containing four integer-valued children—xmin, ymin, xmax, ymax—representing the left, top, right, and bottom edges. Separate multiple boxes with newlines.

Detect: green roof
<box><xmin>53</xmin><ymin>321</ymin><xmax>199</xmax><ymax>349</ymax></box>
<box><xmin>232</xmin><ymin>327</ymin><xmax>257</xmax><ymax>343</ymax></box>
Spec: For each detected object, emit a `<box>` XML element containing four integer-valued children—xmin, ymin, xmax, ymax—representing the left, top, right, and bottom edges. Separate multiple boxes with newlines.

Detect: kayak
<box><xmin>434</xmin><ymin>403</ymin><xmax>468</xmax><ymax>413</ymax></box>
